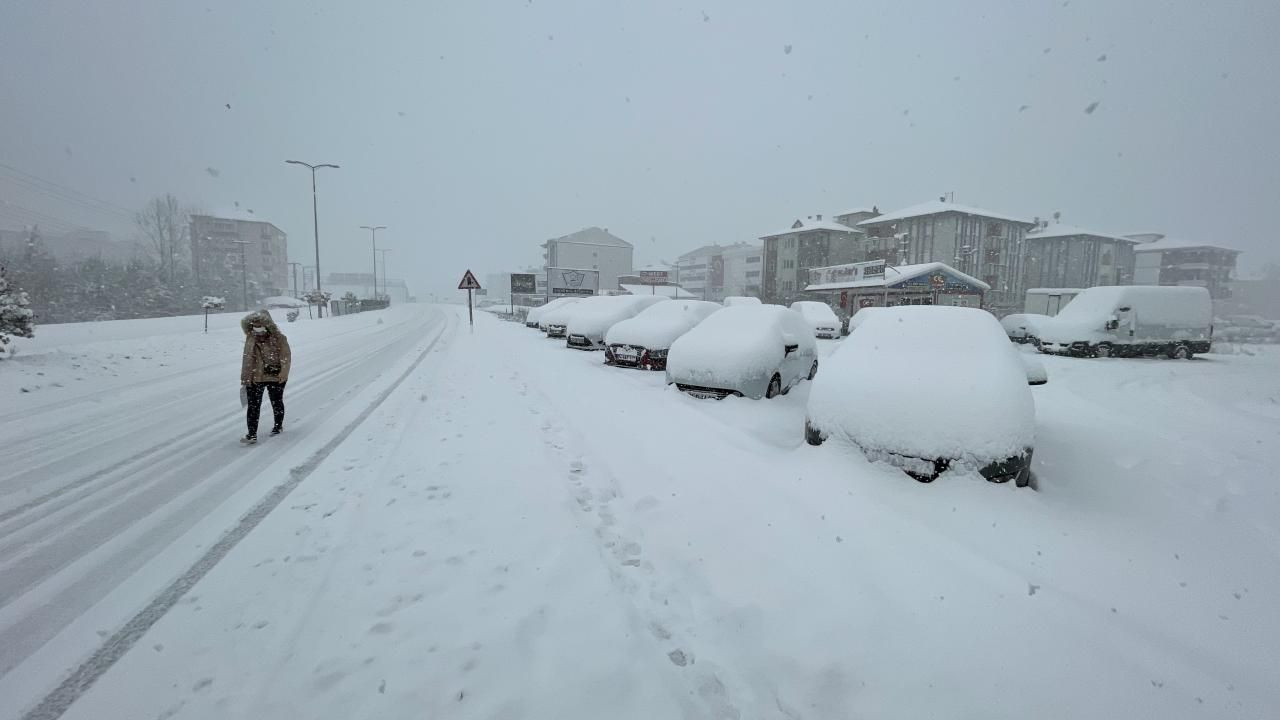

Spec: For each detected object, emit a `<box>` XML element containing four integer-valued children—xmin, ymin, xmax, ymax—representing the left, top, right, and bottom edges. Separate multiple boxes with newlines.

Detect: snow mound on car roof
<box><xmin>567</xmin><ymin>295</ymin><xmax>667</xmax><ymax>338</ymax></box>
<box><xmin>606</xmin><ymin>300</ymin><xmax>721</xmax><ymax>348</ymax></box>
<box><xmin>808</xmin><ymin>306</ymin><xmax>1034</xmax><ymax>463</ymax></box>
<box><xmin>667</xmin><ymin>305</ymin><xmax>812</xmax><ymax>386</ymax></box>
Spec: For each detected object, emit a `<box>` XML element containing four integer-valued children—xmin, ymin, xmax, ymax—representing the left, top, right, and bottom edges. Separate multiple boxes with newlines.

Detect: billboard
<box><xmin>709</xmin><ymin>255</ymin><xmax>725</xmax><ymax>287</ymax></box>
<box><xmin>808</xmin><ymin>259</ymin><xmax>887</xmax><ymax>287</ymax></box>
<box><xmin>547</xmin><ymin>267</ymin><xmax>599</xmax><ymax>297</ymax></box>
<box><xmin>510</xmin><ymin>273</ymin><xmax>537</xmax><ymax>294</ymax></box>
<box><xmin>638</xmin><ymin>269</ymin><xmax>669</xmax><ymax>285</ymax></box>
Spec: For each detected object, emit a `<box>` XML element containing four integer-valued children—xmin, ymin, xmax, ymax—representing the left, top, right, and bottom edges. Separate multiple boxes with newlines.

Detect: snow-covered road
<box><xmin>0</xmin><ymin>305</ymin><xmax>451</xmax><ymax>707</ymax></box>
<box><xmin>3</xmin><ymin>306</ymin><xmax>1278</xmax><ymax>719</ymax></box>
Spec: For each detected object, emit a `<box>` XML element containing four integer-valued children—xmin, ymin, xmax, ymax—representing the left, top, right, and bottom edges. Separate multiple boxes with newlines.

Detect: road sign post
<box><xmin>458</xmin><ymin>269</ymin><xmax>482</xmax><ymax>328</ymax></box>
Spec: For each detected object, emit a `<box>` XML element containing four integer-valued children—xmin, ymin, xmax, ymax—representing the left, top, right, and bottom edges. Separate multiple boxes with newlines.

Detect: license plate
<box><xmin>687</xmin><ymin>389</ymin><xmax>721</xmax><ymax>399</ymax></box>
<box><xmin>615</xmin><ymin>348</ymin><xmax>638</xmax><ymax>361</ymax></box>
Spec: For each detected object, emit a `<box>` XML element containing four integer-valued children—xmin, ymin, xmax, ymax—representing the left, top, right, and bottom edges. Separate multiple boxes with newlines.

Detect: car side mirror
<box><xmin>784</xmin><ymin>343</ymin><xmax>799</xmax><ymax>355</ymax></box>
<box><xmin>1020</xmin><ymin>354</ymin><xmax>1049</xmax><ymax>386</ymax></box>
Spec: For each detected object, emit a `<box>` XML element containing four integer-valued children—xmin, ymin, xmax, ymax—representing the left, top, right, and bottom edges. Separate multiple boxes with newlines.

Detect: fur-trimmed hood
<box><xmin>240</xmin><ymin>310</ymin><xmax>283</xmax><ymax>337</ymax></box>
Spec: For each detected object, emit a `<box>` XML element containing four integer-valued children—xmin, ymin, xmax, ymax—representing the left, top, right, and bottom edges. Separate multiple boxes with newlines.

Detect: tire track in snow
<box><xmin>17</xmin><ymin>313</ymin><xmax>456</xmax><ymax>720</ymax></box>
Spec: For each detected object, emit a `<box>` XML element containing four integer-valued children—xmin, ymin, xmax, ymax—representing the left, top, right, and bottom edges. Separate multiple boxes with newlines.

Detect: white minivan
<box><xmin>1037</xmin><ymin>286</ymin><xmax>1213</xmax><ymax>359</ymax></box>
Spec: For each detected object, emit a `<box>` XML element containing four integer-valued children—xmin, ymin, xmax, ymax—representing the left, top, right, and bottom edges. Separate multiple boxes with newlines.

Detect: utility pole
<box><xmin>285</xmin><ymin>160</ymin><xmax>340</xmax><ymax>317</ymax></box>
<box><xmin>360</xmin><ymin>225</ymin><xmax>386</xmax><ymax>299</ymax></box>
<box><xmin>231</xmin><ymin>239</ymin><xmax>254</xmax><ymax>311</ymax></box>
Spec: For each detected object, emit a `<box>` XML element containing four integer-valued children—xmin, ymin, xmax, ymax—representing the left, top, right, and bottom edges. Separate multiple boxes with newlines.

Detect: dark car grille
<box><xmin>675</xmin><ymin>384</ymin><xmax>738</xmax><ymax>400</ymax></box>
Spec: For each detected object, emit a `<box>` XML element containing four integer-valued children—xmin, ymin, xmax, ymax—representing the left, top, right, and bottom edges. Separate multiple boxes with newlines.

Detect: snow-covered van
<box><xmin>1024</xmin><ymin>288</ymin><xmax>1082</xmax><ymax>317</ymax></box>
<box><xmin>1037</xmin><ymin>286</ymin><xmax>1213</xmax><ymax>359</ymax></box>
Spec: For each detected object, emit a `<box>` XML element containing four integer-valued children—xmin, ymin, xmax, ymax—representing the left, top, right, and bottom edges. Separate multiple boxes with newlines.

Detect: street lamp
<box><xmin>360</xmin><ymin>225</ymin><xmax>386</xmax><ymax>299</ymax></box>
<box><xmin>376</xmin><ymin>248</ymin><xmax>392</xmax><ymax>301</ymax></box>
<box><xmin>231</xmin><ymin>239</ymin><xmax>254</xmax><ymax>311</ymax></box>
<box><xmin>285</xmin><ymin>159</ymin><xmax>340</xmax><ymax>316</ymax></box>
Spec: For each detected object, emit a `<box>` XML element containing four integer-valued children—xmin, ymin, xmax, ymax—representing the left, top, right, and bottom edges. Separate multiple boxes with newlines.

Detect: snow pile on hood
<box><xmin>1038</xmin><ymin>286</ymin><xmax>1211</xmax><ymax>344</ymax></box>
<box><xmin>722</xmin><ymin>296</ymin><xmax>762</xmax><ymax>307</ymax></box>
<box><xmin>668</xmin><ymin>305</ymin><xmax>814</xmax><ymax>386</ymax></box>
<box><xmin>808</xmin><ymin>306</ymin><xmax>1034</xmax><ymax>463</ymax></box>
<box><xmin>790</xmin><ymin>301</ymin><xmax>839</xmax><ymax>328</ymax></box>
<box><xmin>567</xmin><ymin>295</ymin><xmax>668</xmax><ymax>338</ymax></box>
<box><xmin>605</xmin><ymin>300</ymin><xmax>721</xmax><ymax>349</ymax></box>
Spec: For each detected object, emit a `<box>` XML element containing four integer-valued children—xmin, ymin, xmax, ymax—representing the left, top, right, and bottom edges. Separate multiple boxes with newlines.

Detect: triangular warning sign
<box><xmin>457</xmin><ymin>269</ymin><xmax>482</xmax><ymax>290</ymax></box>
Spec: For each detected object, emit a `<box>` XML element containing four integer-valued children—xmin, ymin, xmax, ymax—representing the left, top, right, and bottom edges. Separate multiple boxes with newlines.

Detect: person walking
<box><xmin>239</xmin><ymin>310</ymin><xmax>292</xmax><ymax>444</ymax></box>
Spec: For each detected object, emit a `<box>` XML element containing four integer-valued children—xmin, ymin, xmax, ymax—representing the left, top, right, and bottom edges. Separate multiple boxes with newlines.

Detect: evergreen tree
<box><xmin>0</xmin><ymin>265</ymin><xmax>36</xmax><ymax>354</ymax></box>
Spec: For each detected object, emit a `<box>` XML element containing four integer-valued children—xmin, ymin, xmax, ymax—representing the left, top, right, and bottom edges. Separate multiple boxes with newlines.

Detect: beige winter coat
<box><xmin>240</xmin><ymin>310</ymin><xmax>292</xmax><ymax>384</ymax></box>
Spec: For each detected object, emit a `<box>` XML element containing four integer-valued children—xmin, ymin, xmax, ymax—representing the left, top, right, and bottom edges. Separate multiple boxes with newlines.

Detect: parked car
<box><xmin>722</xmin><ymin>296</ymin><xmax>762</xmax><ymax>307</ymax></box>
<box><xmin>805</xmin><ymin>306</ymin><xmax>1038</xmax><ymax>486</ymax></box>
<box><xmin>1217</xmin><ymin>315</ymin><xmax>1278</xmax><ymax>343</ymax></box>
<box><xmin>847</xmin><ymin>307</ymin><xmax>887</xmax><ymax>333</ymax></box>
<box><xmin>604</xmin><ymin>300</ymin><xmax>722</xmax><ymax>369</ymax></box>
<box><xmin>1037</xmin><ymin>286</ymin><xmax>1213</xmax><ymax>359</ymax></box>
<box><xmin>526</xmin><ymin>297</ymin><xmax>579</xmax><ymax>329</ymax></box>
<box><xmin>790</xmin><ymin>301</ymin><xmax>842</xmax><ymax>338</ymax></box>
<box><xmin>1000</xmin><ymin>313</ymin><xmax>1051</xmax><ymax>344</ymax></box>
<box><xmin>666</xmin><ymin>305</ymin><xmax>818</xmax><ymax>399</ymax></box>
<box><xmin>542</xmin><ymin>297</ymin><xmax>599</xmax><ymax>337</ymax></box>
<box><xmin>566</xmin><ymin>295</ymin><xmax>668</xmax><ymax>350</ymax></box>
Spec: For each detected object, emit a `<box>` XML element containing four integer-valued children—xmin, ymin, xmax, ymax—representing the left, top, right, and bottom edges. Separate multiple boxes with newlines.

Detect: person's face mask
<box><xmin>252</xmin><ymin>326</ymin><xmax>268</xmax><ymax>336</ymax></box>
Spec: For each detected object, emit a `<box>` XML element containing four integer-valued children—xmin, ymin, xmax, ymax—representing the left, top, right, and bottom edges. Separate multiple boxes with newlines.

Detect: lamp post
<box><xmin>376</xmin><ymin>248</ymin><xmax>392</xmax><ymax>302</ymax></box>
<box><xmin>360</xmin><ymin>225</ymin><xmax>386</xmax><ymax>299</ymax></box>
<box><xmin>231</xmin><ymin>239</ymin><xmax>254</xmax><ymax>311</ymax></box>
<box><xmin>285</xmin><ymin>159</ymin><xmax>340</xmax><ymax>317</ymax></box>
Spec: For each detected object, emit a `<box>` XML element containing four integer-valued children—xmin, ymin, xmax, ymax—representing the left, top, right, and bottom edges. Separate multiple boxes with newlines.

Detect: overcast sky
<box><xmin>2</xmin><ymin>0</ymin><xmax>1277</xmax><ymax>297</ymax></box>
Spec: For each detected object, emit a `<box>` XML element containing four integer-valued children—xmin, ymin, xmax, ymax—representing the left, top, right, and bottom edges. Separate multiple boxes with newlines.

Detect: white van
<box><xmin>1024</xmin><ymin>288</ymin><xmax>1083</xmax><ymax>316</ymax></box>
<box><xmin>1037</xmin><ymin>286</ymin><xmax>1213</xmax><ymax>359</ymax></box>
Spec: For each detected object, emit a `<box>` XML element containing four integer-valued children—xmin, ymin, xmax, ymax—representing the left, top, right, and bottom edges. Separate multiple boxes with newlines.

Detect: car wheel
<box><xmin>1168</xmin><ymin>344</ymin><xmax>1190</xmax><ymax>360</ymax></box>
<box><xmin>906</xmin><ymin>458</ymin><xmax>948</xmax><ymax>483</ymax></box>
<box><xmin>1094</xmin><ymin>342</ymin><xmax>1113</xmax><ymax>358</ymax></box>
<box><xmin>808</xmin><ymin>360</ymin><xmax>819</xmax><ymax>380</ymax></box>
<box><xmin>804</xmin><ymin>420</ymin><xmax>824</xmax><ymax>446</ymax></box>
<box><xmin>765</xmin><ymin>374</ymin><xmax>782</xmax><ymax>399</ymax></box>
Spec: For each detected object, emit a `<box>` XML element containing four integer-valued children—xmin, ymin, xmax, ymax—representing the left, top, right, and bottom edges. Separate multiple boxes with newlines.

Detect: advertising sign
<box><xmin>809</xmin><ymin>259</ymin><xmax>888</xmax><ymax>287</ymax></box>
<box><xmin>510</xmin><ymin>273</ymin><xmax>537</xmax><ymax>294</ymax></box>
<box><xmin>638</xmin><ymin>269</ymin><xmax>669</xmax><ymax>285</ymax></box>
<box><xmin>547</xmin><ymin>267</ymin><xmax>599</xmax><ymax>297</ymax></box>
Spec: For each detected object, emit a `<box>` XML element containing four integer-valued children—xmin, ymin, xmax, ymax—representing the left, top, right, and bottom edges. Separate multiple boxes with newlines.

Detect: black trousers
<box><xmin>245</xmin><ymin>381</ymin><xmax>286</xmax><ymax>436</ymax></box>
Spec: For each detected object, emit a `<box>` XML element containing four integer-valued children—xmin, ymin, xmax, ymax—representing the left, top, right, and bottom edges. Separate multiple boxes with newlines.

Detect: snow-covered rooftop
<box><xmin>833</xmin><ymin>207</ymin><xmax>877</xmax><ymax>217</ymax></box>
<box><xmin>1026</xmin><ymin>223</ymin><xmax>1134</xmax><ymax>242</ymax></box>
<box><xmin>1132</xmin><ymin>237</ymin><xmax>1241</xmax><ymax>253</ymax></box>
<box><xmin>805</xmin><ymin>262</ymin><xmax>991</xmax><ymax>292</ymax></box>
<box><xmin>760</xmin><ymin>219</ymin><xmax>863</xmax><ymax>239</ymax></box>
<box><xmin>858</xmin><ymin>200</ymin><xmax>1034</xmax><ymax>227</ymax></box>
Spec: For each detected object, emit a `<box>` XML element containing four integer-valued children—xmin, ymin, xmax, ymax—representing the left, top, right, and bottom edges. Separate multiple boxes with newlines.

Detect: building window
<box><xmin>746</xmin><ymin>270</ymin><xmax>760</xmax><ymax>278</ymax></box>
<box><xmin>746</xmin><ymin>256</ymin><xmax>761</xmax><ymax>263</ymax></box>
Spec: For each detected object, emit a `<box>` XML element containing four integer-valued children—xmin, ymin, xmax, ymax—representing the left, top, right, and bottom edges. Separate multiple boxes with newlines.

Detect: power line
<box><xmin>0</xmin><ymin>161</ymin><xmax>136</xmax><ymax>219</ymax></box>
<box><xmin>0</xmin><ymin>175</ymin><xmax>134</xmax><ymax>225</ymax></box>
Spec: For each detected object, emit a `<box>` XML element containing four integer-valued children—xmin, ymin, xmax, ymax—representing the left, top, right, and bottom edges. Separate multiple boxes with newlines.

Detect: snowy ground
<box><xmin>2</xmin><ymin>306</ymin><xmax>1278</xmax><ymax>719</ymax></box>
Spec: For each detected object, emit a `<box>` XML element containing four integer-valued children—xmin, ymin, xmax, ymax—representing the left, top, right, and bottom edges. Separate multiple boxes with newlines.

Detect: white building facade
<box><xmin>541</xmin><ymin>227</ymin><xmax>633</xmax><ymax>299</ymax></box>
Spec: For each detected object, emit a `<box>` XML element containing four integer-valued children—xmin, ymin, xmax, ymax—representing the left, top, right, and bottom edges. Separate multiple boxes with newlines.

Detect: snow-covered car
<box><xmin>1037</xmin><ymin>286</ymin><xmax>1213</xmax><ymax>359</ymax></box>
<box><xmin>790</xmin><ymin>301</ymin><xmax>842</xmax><ymax>338</ymax></box>
<box><xmin>666</xmin><ymin>305</ymin><xmax>819</xmax><ymax>399</ymax></box>
<box><xmin>565</xmin><ymin>295</ymin><xmax>668</xmax><ymax>350</ymax></box>
<box><xmin>805</xmin><ymin>306</ymin><xmax>1038</xmax><ymax>486</ymax></box>
<box><xmin>722</xmin><ymin>296</ymin><xmax>762</xmax><ymax>307</ymax></box>
<box><xmin>1217</xmin><ymin>315</ymin><xmax>1278</xmax><ymax>343</ymax></box>
<box><xmin>847</xmin><ymin>307</ymin><xmax>888</xmax><ymax>333</ymax></box>
<box><xmin>1000</xmin><ymin>313</ymin><xmax>1051</xmax><ymax>344</ymax></box>
<box><xmin>604</xmin><ymin>299</ymin><xmax>722</xmax><ymax>369</ymax></box>
<box><xmin>526</xmin><ymin>297</ymin><xmax>579</xmax><ymax>329</ymax></box>
<box><xmin>542</xmin><ymin>297</ymin><xmax>601</xmax><ymax>337</ymax></box>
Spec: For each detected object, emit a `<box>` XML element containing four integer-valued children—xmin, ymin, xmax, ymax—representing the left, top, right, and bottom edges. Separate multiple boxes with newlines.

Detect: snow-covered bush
<box><xmin>0</xmin><ymin>265</ymin><xmax>36</xmax><ymax>354</ymax></box>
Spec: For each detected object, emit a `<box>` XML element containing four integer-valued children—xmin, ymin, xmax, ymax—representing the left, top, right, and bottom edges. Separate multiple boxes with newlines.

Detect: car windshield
<box><xmin>1</xmin><ymin>2</ymin><xmax>1278</xmax><ymax>719</ymax></box>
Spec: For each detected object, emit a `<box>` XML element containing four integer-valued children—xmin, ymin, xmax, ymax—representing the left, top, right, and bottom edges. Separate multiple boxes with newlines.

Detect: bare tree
<box><xmin>134</xmin><ymin>194</ymin><xmax>189</xmax><ymax>284</ymax></box>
